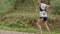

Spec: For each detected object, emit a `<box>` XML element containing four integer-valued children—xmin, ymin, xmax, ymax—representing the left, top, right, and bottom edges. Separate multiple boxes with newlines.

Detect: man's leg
<box><xmin>36</xmin><ymin>18</ymin><xmax>43</xmax><ymax>34</ymax></box>
<box><xmin>43</xmin><ymin>21</ymin><xmax>51</xmax><ymax>34</ymax></box>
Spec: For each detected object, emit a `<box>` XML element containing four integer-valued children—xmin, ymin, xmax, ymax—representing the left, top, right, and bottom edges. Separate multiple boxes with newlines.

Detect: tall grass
<box><xmin>0</xmin><ymin>0</ymin><xmax>16</xmax><ymax>14</ymax></box>
<box><xmin>0</xmin><ymin>0</ymin><xmax>60</xmax><ymax>33</ymax></box>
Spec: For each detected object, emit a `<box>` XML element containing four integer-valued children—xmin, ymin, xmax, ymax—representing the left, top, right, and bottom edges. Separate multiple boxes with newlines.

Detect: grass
<box><xmin>0</xmin><ymin>26</ymin><xmax>60</xmax><ymax>34</ymax></box>
<box><xmin>0</xmin><ymin>11</ymin><xmax>60</xmax><ymax>34</ymax></box>
<box><xmin>0</xmin><ymin>0</ymin><xmax>60</xmax><ymax>34</ymax></box>
<box><xmin>0</xmin><ymin>25</ymin><xmax>60</xmax><ymax>34</ymax></box>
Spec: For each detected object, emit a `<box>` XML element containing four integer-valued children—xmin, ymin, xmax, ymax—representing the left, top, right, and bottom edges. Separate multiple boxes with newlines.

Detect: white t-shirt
<box><xmin>40</xmin><ymin>3</ymin><xmax>46</xmax><ymax>10</ymax></box>
<box><xmin>40</xmin><ymin>3</ymin><xmax>47</xmax><ymax>17</ymax></box>
<box><xmin>40</xmin><ymin>11</ymin><xmax>47</xmax><ymax>17</ymax></box>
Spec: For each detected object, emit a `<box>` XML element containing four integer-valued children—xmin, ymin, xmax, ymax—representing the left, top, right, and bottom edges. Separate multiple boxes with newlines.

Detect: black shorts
<box><xmin>40</xmin><ymin>17</ymin><xmax>47</xmax><ymax>21</ymax></box>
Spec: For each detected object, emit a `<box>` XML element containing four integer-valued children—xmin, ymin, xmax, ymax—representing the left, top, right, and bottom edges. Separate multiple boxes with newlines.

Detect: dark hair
<box><xmin>41</xmin><ymin>0</ymin><xmax>44</xmax><ymax>3</ymax></box>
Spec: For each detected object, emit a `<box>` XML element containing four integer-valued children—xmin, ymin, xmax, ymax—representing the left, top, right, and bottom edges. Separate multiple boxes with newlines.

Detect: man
<box><xmin>36</xmin><ymin>0</ymin><xmax>51</xmax><ymax>34</ymax></box>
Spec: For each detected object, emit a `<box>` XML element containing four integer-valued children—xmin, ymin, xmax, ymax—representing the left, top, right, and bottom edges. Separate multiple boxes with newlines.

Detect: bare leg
<box><xmin>43</xmin><ymin>21</ymin><xmax>51</xmax><ymax>34</ymax></box>
<box><xmin>36</xmin><ymin>19</ymin><xmax>43</xmax><ymax>34</ymax></box>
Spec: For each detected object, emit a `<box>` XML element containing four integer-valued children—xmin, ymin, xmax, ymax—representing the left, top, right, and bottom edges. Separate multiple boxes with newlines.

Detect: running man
<box><xmin>36</xmin><ymin>0</ymin><xmax>51</xmax><ymax>34</ymax></box>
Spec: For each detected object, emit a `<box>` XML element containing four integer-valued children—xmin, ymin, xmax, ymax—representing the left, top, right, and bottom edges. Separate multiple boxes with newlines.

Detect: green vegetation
<box><xmin>0</xmin><ymin>0</ymin><xmax>60</xmax><ymax>34</ymax></box>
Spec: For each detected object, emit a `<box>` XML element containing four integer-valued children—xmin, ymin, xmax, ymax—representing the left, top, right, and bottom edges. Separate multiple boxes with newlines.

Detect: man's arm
<box><xmin>38</xmin><ymin>0</ymin><xmax>41</xmax><ymax>4</ymax></box>
<box><xmin>47</xmin><ymin>5</ymin><xmax>49</xmax><ymax>8</ymax></box>
<box><xmin>45</xmin><ymin>5</ymin><xmax>49</xmax><ymax>12</ymax></box>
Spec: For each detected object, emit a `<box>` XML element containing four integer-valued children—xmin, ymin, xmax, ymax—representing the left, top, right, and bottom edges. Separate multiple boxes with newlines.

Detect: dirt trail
<box><xmin>0</xmin><ymin>30</ymin><xmax>36</xmax><ymax>34</ymax></box>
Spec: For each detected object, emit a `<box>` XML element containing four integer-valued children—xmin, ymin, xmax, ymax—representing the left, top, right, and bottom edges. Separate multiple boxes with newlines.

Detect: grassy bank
<box><xmin>0</xmin><ymin>11</ymin><xmax>60</xmax><ymax>33</ymax></box>
<box><xmin>0</xmin><ymin>0</ymin><xmax>60</xmax><ymax>34</ymax></box>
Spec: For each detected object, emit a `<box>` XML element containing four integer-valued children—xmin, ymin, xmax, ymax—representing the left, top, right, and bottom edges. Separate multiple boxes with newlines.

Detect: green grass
<box><xmin>0</xmin><ymin>11</ymin><xmax>60</xmax><ymax>34</ymax></box>
<box><xmin>0</xmin><ymin>0</ymin><xmax>60</xmax><ymax>34</ymax></box>
<box><xmin>0</xmin><ymin>25</ymin><xmax>60</xmax><ymax>34</ymax></box>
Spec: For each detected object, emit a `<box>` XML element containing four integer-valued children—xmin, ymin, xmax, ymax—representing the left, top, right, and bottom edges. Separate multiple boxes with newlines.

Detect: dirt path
<box><xmin>0</xmin><ymin>30</ymin><xmax>37</xmax><ymax>34</ymax></box>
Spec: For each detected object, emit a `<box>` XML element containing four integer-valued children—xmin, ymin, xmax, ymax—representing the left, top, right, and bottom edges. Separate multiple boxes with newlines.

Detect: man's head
<box><xmin>41</xmin><ymin>0</ymin><xmax>44</xmax><ymax>3</ymax></box>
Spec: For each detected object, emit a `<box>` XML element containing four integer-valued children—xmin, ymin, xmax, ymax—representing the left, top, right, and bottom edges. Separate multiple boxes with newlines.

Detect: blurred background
<box><xmin>0</xmin><ymin>0</ymin><xmax>60</xmax><ymax>34</ymax></box>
